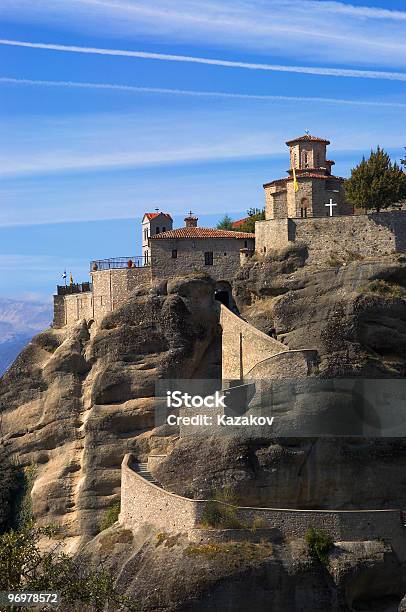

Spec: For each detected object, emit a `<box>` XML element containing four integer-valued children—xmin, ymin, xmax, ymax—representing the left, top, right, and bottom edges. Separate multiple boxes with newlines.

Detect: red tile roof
<box><xmin>231</xmin><ymin>217</ymin><xmax>249</xmax><ymax>228</ymax></box>
<box><xmin>264</xmin><ymin>173</ymin><xmax>344</xmax><ymax>187</ymax></box>
<box><xmin>150</xmin><ymin>227</ymin><xmax>255</xmax><ymax>240</ymax></box>
<box><xmin>285</xmin><ymin>134</ymin><xmax>330</xmax><ymax>145</ymax></box>
<box><xmin>144</xmin><ymin>212</ymin><xmax>173</xmax><ymax>220</ymax></box>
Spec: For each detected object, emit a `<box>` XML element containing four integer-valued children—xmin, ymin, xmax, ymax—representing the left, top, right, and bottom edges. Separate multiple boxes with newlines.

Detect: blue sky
<box><xmin>0</xmin><ymin>0</ymin><xmax>405</xmax><ymax>301</ymax></box>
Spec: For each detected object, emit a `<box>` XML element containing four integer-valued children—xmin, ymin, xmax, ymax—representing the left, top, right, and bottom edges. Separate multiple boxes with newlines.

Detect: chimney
<box><xmin>184</xmin><ymin>211</ymin><xmax>198</xmax><ymax>228</ymax></box>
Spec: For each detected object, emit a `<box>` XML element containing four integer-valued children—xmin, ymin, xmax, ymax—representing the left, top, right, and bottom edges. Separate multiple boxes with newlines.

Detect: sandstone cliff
<box><xmin>2</xmin><ymin>253</ymin><xmax>406</xmax><ymax>610</ymax></box>
<box><xmin>0</xmin><ymin>275</ymin><xmax>220</xmax><ymax>550</ymax></box>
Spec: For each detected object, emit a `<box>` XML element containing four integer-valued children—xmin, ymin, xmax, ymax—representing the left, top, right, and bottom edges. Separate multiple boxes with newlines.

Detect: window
<box><xmin>300</xmin><ymin>198</ymin><xmax>308</xmax><ymax>218</ymax></box>
<box><xmin>172</xmin><ymin>249</ymin><xmax>177</xmax><ymax>259</ymax></box>
<box><xmin>156</xmin><ymin>226</ymin><xmax>160</xmax><ymax>234</ymax></box>
<box><xmin>162</xmin><ymin>226</ymin><xmax>166</xmax><ymax>233</ymax></box>
<box><xmin>316</xmin><ymin>153</ymin><xmax>320</xmax><ymax>167</ymax></box>
<box><xmin>244</xmin><ymin>241</ymin><xmax>248</xmax><ymax>248</ymax></box>
<box><xmin>302</xmin><ymin>150</ymin><xmax>309</xmax><ymax>168</ymax></box>
<box><xmin>204</xmin><ymin>251</ymin><xmax>213</xmax><ymax>266</ymax></box>
<box><xmin>144</xmin><ymin>228</ymin><xmax>148</xmax><ymax>241</ymax></box>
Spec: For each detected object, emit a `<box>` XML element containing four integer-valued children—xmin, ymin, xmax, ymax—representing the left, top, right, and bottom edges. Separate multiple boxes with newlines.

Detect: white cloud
<box><xmin>1</xmin><ymin>1</ymin><xmax>406</xmax><ymax>69</ymax></box>
<box><xmin>2</xmin><ymin>76</ymin><xmax>406</xmax><ymax>108</ymax></box>
<box><xmin>1</xmin><ymin>39</ymin><xmax>406</xmax><ymax>81</ymax></box>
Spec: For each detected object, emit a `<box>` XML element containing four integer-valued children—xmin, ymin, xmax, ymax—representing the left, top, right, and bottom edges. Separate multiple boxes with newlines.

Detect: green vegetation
<box><xmin>155</xmin><ymin>532</ymin><xmax>181</xmax><ymax>549</ymax></box>
<box><xmin>14</xmin><ymin>463</ymin><xmax>36</xmax><ymax>530</ymax></box>
<box><xmin>0</xmin><ymin>522</ymin><xmax>138</xmax><ymax>610</ymax></box>
<box><xmin>305</xmin><ymin>528</ymin><xmax>334</xmax><ymax>565</ymax></box>
<box><xmin>99</xmin><ymin>500</ymin><xmax>120</xmax><ymax>532</ymax></box>
<box><xmin>362</xmin><ymin>279</ymin><xmax>406</xmax><ymax>300</ymax></box>
<box><xmin>200</xmin><ymin>500</ymin><xmax>244</xmax><ymax>529</ymax></box>
<box><xmin>327</xmin><ymin>249</ymin><xmax>364</xmax><ymax>268</ymax></box>
<box><xmin>185</xmin><ymin>540</ymin><xmax>273</xmax><ymax>564</ymax></box>
<box><xmin>234</xmin><ymin>207</ymin><xmax>265</xmax><ymax>233</ymax></box>
<box><xmin>0</xmin><ymin>453</ymin><xmax>22</xmax><ymax>534</ymax></box>
<box><xmin>345</xmin><ymin>146</ymin><xmax>406</xmax><ymax>213</ymax></box>
<box><xmin>216</xmin><ymin>214</ymin><xmax>233</xmax><ymax>230</ymax></box>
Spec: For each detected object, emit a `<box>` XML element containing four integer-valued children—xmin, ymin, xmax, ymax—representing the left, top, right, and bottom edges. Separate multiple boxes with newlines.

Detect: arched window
<box><xmin>316</xmin><ymin>153</ymin><xmax>320</xmax><ymax>167</ymax></box>
<box><xmin>300</xmin><ymin>197</ymin><xmax>309</xmax><ymax>218</ymax></box>
<box><xmin>302</xmin><ymin>151</ymin><xmax>309</xmax><ymax>169</ymax></box>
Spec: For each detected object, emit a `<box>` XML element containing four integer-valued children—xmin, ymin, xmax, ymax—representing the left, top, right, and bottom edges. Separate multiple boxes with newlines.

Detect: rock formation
<box><xmin>0</xmin><ymin>275</ymin><xmax>220</xmax><ymax>550</ymax></box>
<box><xmin>2</xmin><ymin>251</ymin><xmax>406</xmax><ymax>609</ymax></box>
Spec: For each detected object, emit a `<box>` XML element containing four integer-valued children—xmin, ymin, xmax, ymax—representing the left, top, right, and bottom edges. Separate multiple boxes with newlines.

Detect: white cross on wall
<box><xmin>325</xmin><ymin>198</ymin><xmax>337</xmax><ymax>217</ymax></box>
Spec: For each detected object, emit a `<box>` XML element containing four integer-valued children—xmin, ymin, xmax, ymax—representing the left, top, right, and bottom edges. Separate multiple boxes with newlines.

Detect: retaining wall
<box><xmin>245</xmin><ymin>349</ymin><xmax>319</xmax><ymax>379</ymax></box>
<box><xmin>256</xmin><ymin>211</ymin><xmax>406</xmax><ymax>262</ymax></box>
<box><xmin>119</xmin><ymin>455</ymin><xmax>406</xmax><ymax>559</ymax></box>
<box><xmin>52</xmin><ymin>292</ymin><xmax>93</xmax><ymax>328</ymax></box>
<box><xmin>91</xmin><ymin>267</ymin><xmax>151</xmax><ymax>322</ymax></box>
<box><xmin>220</xmin><ymin>305</ymin><xmax>288</xmax><ymax>380</ymax></box>
<box><xmin>53</xmin><ymin>267</ymin><xmax>152</xmax><ymax>328</ymax></box>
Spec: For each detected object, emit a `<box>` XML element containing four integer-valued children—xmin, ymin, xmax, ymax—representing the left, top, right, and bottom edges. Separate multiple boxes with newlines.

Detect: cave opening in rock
<box><xmin>214</xmin><ymin>290</ymin><xmax>230</xmax><ymax>307</ymax></box>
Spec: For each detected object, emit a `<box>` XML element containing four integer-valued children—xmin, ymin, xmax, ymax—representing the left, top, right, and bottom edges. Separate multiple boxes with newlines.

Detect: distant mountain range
<box><xmin>0</xmin><ymin>298</ymin><xmax>52</xmax><ymax>376</ymax></box>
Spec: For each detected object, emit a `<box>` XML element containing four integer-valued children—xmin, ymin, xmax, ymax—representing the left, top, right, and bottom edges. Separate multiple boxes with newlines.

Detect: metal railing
<box><xmin>57</xmin><ymin>282</ymin><xmax>92</xmax><ymax>296</ymax></box>
<box><xmin>90</xmin><ymin>256</ymin><xmax>150</xmax><ymax>271</ymax></box>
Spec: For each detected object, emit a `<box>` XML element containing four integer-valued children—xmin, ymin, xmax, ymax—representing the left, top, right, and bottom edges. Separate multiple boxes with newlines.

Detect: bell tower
<box><xmin>287</xmin><ymin>133</ymin><xmax>330</xmax><ymax>172</ymax></box>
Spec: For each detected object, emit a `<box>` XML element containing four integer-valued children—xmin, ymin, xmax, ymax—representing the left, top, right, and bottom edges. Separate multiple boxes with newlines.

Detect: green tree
<box><xmin>305</xmin><ymin>527</ymin><xmax>334</xmax><ymax>565</ymax></box>
<box><xmin>0</xmin><ymin>453</ymin><xmax>21</xmax><ymax>534</ymax></box>
<box><xmin>345</xmin><ymin>146</ymin><xmax>406</xmax><ymax>213</ymax></box>
<box><xmin>401</xmin><ymin>148</ymin><xmax>406</xmax><ymax>168</ymax></box>
<box><xmin>99</xmin><ymin>501</ymin><xmax>120</xmax><ymax>532</ymax></box>
<box><xmin>216</xmin><ymin>214</ymin><xmax>233</xmax><ymax>230</ymax></box>
<box><xmin>234</xmin><ymin>207</ymin><xmax>265</xmax><ymax>233</ymax></box>
<box><xmin>0</xmin><ymin>522</ymin><xmax>138</xmax><ymax>611</ymax></box>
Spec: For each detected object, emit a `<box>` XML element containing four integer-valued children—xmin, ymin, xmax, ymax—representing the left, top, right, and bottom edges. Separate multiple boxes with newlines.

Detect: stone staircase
<box><xmin>133</xmin><ymin>461</ymin><xmax>163</xmax><ymax>488</ymax></box>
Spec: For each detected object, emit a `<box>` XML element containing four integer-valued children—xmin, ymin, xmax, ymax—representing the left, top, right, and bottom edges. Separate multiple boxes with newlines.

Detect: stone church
<box><xmin>264</xmin><ymin>133</ymin><xmax>353</xmax><ymax>219</ymax></box>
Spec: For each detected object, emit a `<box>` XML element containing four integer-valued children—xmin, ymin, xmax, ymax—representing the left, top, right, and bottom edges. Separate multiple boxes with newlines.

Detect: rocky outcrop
<box><xmin>0</xmin><ymin>275</ymin><xmax>220</xmax><ymax>550</ymax></box>
<box><xmin>233</xmin><ymin>248</ymin><xmax>406</xmax><ymax>377</ymax></box>
<box><xmin>152</xmin><ymin>434</ymin><xmax>406</xmax><ymax>510</ymax></box>
<box><xmin>2</xmin><ymin>254</ymin><xmax>406</xmax><ymax>609</ymax></box>
<box><xmin>80</xmin><ymin>524</ymin><xmax>406</xmax><ymax>611</ymax></box>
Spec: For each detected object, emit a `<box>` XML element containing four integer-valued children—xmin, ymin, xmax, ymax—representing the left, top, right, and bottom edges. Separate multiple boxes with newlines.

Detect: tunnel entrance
<box><xmin>215</xmin><ymin>290</ymin><xmax>230</xmax><ymax>307</ymax></box>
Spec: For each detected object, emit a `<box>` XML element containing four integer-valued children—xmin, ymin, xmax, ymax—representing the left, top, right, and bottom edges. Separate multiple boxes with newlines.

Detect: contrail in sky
<box><xmin>1</xmin><ymin>76</ymin><xmax>406</xmax><ymax>109</ymax></box>
<box><xmin>1</xmin><ymin>39</ymin><xmax>406</xmax><ymax>81</ymax></box>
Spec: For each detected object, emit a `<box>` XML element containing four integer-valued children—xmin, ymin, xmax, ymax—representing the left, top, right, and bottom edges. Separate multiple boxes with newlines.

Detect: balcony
<box><xmin>90</xmin><ymin>256</ymin><xmax>150</xmax><ymax>271</ymax></box>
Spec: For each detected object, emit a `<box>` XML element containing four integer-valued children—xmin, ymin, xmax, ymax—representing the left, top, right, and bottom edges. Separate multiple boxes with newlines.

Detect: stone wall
<box><xmin>256</xmin><ymin>218</ymin><xmax>290</xmax><ymax>254</ymax></box>
<box><xmin>91</xmin><ymin>268</ymin><xmax>149</xmax><ymax>322</ymax></box>
<box><xmin>120</xmin><ymin>454</ymin><xmax>200</xmax><ymax>533</ymax></box>
<box><xmin>245</xmin><ymin>349</ymin><xmax>319</xmax><ymax>379</ymax></box>
<box><xmin>53</xmin><ymin>267</ymin><xmax>152</xmax><ymax>328</ymax></box>
<box><xmin>256</xmin><ymin>211</ymin><xmax>406</xmax><ymax>263</ymax></box>
<box><xmin>53</xmin><ymin>295</ymin><xmax>66</xmax><ymax>328</ymax></box>
<box><xmin>219</xmin><ymin>305</ymin><xmax>289</xmax><ymax>380</ymax></box>
<box><xmin>119</xmin><ymin>455</ymin><xmax>406</xmax><ymax>559</ymax></box>
<box><xmin>150</xmin><ymin>237</ymin><xmax>255</xmax><ymax>282</ymax></box>
<box><xmin>53</xmin><ymin>292</ymin><xmax>93</xmax><ymax>328</ymax></box>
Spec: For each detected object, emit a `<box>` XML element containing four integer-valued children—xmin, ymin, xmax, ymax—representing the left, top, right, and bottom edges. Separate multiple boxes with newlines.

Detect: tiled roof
<box><xmin>144</xmin><ymin>212</ymin><xmax>173</xmax><ymax>220</ymax></box>
<box><xmin>263</xmin><ymin>178</ymin><xmax>288</xmax><ymax>188</ymax></box>
<box><xmin>264</xmin><ymin>173</ymin><xmax>344</xmax><ymax>187</ymax></box>
<box><xmin>285</xmin><ymin>134</ymin><xmax>330</xmax><ymax>145</ymax></box>
<box><xmin>150</xmin><ymin>227</ymin><xmax>255</xmax><ymax>240</ymax></box>
<box><xmin>231</xmin><ymin>217</ymin><xmax>249</xmax><ymax>228</ymax></box>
